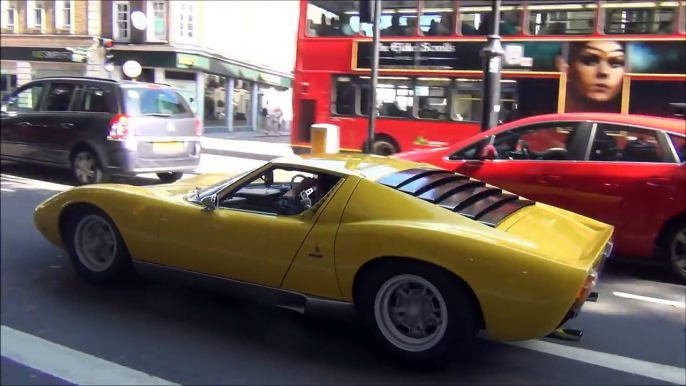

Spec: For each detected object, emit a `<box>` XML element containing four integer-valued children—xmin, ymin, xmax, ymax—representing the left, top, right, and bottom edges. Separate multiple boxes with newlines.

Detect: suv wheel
<box><xmin>72</xmin><ymin>150</ymin><xmax>105</xmax><ymax>185</ymax></box>
<box><xmin>157</xmin><ymin>172</ymin><xmax>184</xmax><ymax>183</ymax></box>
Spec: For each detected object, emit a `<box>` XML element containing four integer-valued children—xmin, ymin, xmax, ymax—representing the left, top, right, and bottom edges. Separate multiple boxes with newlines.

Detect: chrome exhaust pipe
<box><xmin>546</xmin><ymin>328</ymin><xmax>583</xmax><ymax>342</ymax></box>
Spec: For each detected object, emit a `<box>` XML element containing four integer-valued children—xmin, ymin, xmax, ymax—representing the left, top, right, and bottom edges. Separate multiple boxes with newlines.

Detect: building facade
<box><xmin>0</xmin><ymin>0</ymin><xmax>102</xmax><ymax>99</ymax></box>
<box><xmin>1</xmin><ymin>0</ymin><xmax>299</xmax><ymax>132</ymax></box>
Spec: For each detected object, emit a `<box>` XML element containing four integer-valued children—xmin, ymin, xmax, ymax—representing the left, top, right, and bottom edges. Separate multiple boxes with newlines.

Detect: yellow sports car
<box><xmin>34</xmin><ymin>154</ymin><xmax>613</xmax><ymax>370</ymax></box>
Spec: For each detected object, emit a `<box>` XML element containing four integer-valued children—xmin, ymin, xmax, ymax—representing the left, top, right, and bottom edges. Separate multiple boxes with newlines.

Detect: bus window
<box><xmin>452</xmin><ymin>79</ymin><xmax>482</xmax><ymax>122</ymax></box>
<box><xmin>378</xmin><ymin>77</ymin><xmax>414</xmax><ymax>118</ymax></box>
<box><xmin>333</xmin><ymin>76</ymin><xmax>356</xmax><ymax>115</ymax></box>
<box><xmin>527</xmin><ymin>1</ymin><xmax>596</xmax><ymax>36</ymax></box>
<box><xmin>459</xmin><ymin>0</ymin><xmax>523</xmax><ymax>36</ymax></box>
<box><xmin>377</xmin><ymin>1</ymin><xmax>418</xmax><ymax>37</ymax></box>
<box><xmin>306</xmin><ymin>0</ymin><xmax>359</xmax><ymax>37</ymax></box>
<box><xmin>680</xmin><ymin>2</ymin><xmax>685</xmax><ymax>34</ymax></box>
<box><xmin>415</xmin><ymin>78</ymin><xmax>450</xmax><ymax>120</ymax></box>
<box><xmin>602</xmin><ymin>1</ymin><xmax>678</xmax><ymax>35</ymax></box>
<box><xmin>420</xmin><ymin>0</ymin><xmax>455</xmax><ymax>36</ymax></box>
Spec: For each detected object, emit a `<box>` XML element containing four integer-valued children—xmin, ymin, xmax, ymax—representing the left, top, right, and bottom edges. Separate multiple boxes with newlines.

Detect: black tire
<box><xmin>373</xmin><ymin>138</ymin><xmax>400</xmax><ymax>156</ymax></box>
<box><xmin>659</xmin><ymin>220</ymin><xmax>686</xmax><ymax>282</ymax></box>
<box><xmin>71</xmin><ymin>148</ymin><xmax>106</xmax><ymax>185</ymax></box>
<box><xmin>156</xmin><ymin>172</ymin><xmax>184</xmax><ymax>183</ymax></box>
<box><xmin>356</xmin><ymin>260</ymin><xmax>479</xmax><ymax>371</ymax></box>
<box><xmin>63</xmin><ymin>206</ymin><xmax>134</xmax><ymax>285</ymax></box>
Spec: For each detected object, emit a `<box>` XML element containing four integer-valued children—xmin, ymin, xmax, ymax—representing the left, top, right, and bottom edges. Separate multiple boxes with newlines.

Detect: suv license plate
<box><xmin>153</xmin><ymin>142</ymin><xmax>184</xmax><ymax>154</ymax></box>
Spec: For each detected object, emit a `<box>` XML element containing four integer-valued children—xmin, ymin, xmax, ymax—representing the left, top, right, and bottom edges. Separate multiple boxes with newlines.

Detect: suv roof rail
<box><xmin>34</xmin><ymin>76</ymin><xmax>119</xmax><ymax>83</ymax></box>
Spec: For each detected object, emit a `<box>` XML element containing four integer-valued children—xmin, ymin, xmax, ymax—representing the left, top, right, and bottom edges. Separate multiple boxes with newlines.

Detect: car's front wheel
<box><xmin>357</xmin><ymin>260</ymin><xmax>479</xmax><ymax>371</ymax></box>
<box><xmin>64</xmin><ymin>206</ymin><xmax>134</xmax><ymax>285</ymax></box>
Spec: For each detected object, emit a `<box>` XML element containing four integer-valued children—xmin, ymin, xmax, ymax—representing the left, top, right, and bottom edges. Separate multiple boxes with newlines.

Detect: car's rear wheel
<box><xmin>660</xmin><ymin>220</ymin><xmax>686</xmax><ymax>282</ymax></box>
<box><xmin>72</xmin><ymin>149</ymin><xmax>105</xmax><ymax>185</ymax></box>
<box><xmin>356</xmin><ymin>260</ymin><xmax>479</xmax><ymax>371</ymax></box>
<box><xmin>156</xmin><ymin>172</ymin><xmax>184</xmax><ymax>183</ymax></box>
<box><xmin>64</xmin><ymin>206</ymin><xmax>133</xmax><ymax>285</ymax></box>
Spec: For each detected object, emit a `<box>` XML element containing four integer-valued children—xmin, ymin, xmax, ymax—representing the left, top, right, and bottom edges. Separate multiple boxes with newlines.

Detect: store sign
<box><xmin>176</xmin><ymin>54</ymin><xmax>210</xmax><ymax>70</ymax></box>
<box><xmin>32</xmin><ymin>50</ymin><xmax>73</xmax><ymax>61</ymax></box>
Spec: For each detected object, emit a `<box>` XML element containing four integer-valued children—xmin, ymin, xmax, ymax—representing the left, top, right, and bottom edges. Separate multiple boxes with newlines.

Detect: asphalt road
<box><xmin>1</xmin><ymin>161</ymin><xmax>685</xmax><ymax>385</ymax></box>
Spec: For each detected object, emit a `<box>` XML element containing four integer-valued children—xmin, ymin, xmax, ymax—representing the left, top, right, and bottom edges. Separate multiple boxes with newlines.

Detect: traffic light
<box><xmin>100</xmin><ymin>38</ymin><xmax>115</xmax><ymax>70</ymax></box>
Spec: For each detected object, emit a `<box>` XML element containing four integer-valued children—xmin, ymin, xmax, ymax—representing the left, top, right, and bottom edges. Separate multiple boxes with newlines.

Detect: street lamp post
<box><xmin>479</xmin><ymin>0</ymin><xmax>506</xmax><ymax>132</ymax></box>
<box><xmin>365</xmin><ymin>0</ymin><xmax>382</xmax><ymax>154</ymax></box>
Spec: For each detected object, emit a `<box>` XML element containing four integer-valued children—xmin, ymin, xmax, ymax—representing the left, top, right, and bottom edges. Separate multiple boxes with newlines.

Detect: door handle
<box><xmin>61</xmin><ymin>123</ymin><xmax>74</xmax><ymax>129</ymax></box>
<box><xmin>17</xmin><ymin>122</ymin><xmax>31</xmax><ymax>127</ymax></box>
<box><xmin>646</xmin><ymin>177</ymin><xmax>669</xmax><ymax>187</ymax></box>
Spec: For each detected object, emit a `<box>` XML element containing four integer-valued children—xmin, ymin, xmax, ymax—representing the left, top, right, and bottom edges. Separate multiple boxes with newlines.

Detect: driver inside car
<box><xmin>275</xmin><ymin>174</ymin><xmax>339</xmax><ymax>216</ymax></box>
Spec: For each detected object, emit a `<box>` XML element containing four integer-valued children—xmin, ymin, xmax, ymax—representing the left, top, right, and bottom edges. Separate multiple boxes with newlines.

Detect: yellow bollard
<box><xmin>310</xmin><ymin>124</ymin><xmax>340</xmax><ymax>155</ymax></box>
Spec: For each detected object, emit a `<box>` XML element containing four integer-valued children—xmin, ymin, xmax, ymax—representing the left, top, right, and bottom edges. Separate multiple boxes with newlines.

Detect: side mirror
<box><xmin>200</xmin><ymin>195</ymin><xmax>217</xmax><ymax>212</ymax></box>
<box><xmin>479</xmin><ymin>144</ymin><xmax>497</xmax><ymax>160</ymax></box>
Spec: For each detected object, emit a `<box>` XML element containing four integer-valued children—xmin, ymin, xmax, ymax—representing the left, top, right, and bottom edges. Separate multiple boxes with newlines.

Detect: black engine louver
<box><xmin>376</xmin><ymin>168</ymin><xmax>534</xmax><ymax>227</ymax></box>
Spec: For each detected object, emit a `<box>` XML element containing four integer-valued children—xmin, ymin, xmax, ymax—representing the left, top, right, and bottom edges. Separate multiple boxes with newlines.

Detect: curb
<box><xmin>201</xmin><ymin>148</ymin><xmax>286</xmax><ymax>162</ymax></box>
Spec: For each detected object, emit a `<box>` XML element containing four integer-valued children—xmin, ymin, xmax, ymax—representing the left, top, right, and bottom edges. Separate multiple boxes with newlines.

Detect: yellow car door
<box><xmin>154</xmin><ymin>200</ymin><xmax>319</xmax><ymax>288</ymax></box>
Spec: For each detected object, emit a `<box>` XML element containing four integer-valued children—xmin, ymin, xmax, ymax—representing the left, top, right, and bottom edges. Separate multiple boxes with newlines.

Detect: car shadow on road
<box><xmin>601</xmin><ymin>258</ymin><xmax>683</xmax><ymax>286</ymax></box>
<box><xmin>7</xmin><ymin>257</ymin><xmax>575</xmax><ymax>385</ymax></box>
<box><xmin>0</xmin><ymin>161</ymin><xmax>167</xmax><ymax>187</ymax></box>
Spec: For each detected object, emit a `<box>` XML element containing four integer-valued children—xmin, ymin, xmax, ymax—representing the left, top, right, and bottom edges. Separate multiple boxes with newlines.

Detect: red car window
<box><xmin>589</xmin><ymin>124</ymin><xmax>664</xmax><ymax>163</ymax></box>
<box><xmin>669</xmin><ymin>134</ymin><xmax>686</xmax><ymax>163</ymax></box>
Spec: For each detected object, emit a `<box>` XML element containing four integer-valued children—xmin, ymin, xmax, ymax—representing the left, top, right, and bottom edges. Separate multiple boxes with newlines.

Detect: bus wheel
<box><xmin>372</xmin><ymin>136</ymin><xmax>400</xmax><ymax>156</ymax></box>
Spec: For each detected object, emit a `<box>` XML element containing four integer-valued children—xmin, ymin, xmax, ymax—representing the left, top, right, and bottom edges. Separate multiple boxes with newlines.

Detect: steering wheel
<box><xmin>290</xmin><ymin>174</ymin><xmax>309</xmax><ymax>190</ymax></box>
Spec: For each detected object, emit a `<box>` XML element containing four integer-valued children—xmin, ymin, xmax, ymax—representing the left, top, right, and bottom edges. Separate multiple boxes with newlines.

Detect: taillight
<box><xmin>109</xmin><ymin>114</ymin><xmax>134</xmax><ymax>139</ymax></box>
<box><xmin>576</xmin><ymin>271</ymin><xmax>597</xmax><ymax>301</ymax></box>
<box><xmin>194</xmin><ymin>117</ymin><xmax>203</xmax><ymax>136</ymax></box>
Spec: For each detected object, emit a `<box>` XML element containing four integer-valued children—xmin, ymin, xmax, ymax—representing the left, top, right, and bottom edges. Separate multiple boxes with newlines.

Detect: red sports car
<box><xmin>395</xmin><ymin>113</ymin><xmax>686</xmax><ymax>280</ymax></box>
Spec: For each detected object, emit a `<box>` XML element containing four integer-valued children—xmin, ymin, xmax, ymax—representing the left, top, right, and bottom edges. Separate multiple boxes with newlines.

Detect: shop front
<box><xmin>110</xmin><ymin>50</ymin><xmax>293</xmax><ymax>133</ymax></box>
<box><xmin>0</xmin><ymin>47</ymin><xmax>90</xmax><ymax>92</ymax></box>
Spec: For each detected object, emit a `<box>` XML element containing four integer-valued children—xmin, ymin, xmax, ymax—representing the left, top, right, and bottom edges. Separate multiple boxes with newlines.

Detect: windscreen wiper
<box><xmin>141</xmin><ymin>113</ymin><xmax>171</xmax><ymax>117</ymax></box>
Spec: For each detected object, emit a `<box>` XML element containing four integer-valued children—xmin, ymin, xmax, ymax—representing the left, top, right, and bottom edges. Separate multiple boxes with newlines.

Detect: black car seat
<box><xmin>590</xmin><ymin>131</ymin><xmax>619</xmax><ymax>161</ymax></box>
<box><xmin>621</xmin><ymin>138</ymin><xmax>662</xmax><ymax>163</ymax></box>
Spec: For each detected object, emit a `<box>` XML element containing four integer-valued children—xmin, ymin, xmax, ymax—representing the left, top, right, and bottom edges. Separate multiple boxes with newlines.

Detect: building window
<box><xmin>55</xmin><ymin>0</ymin><xmax>74</xmax><ymax>31</ymax></box>
<box><xmin>179</xmin><ymin>2</ymin><xmax>195</xmax><ymax>39</ymax></box>
<box><xmin>1</xmin><ymin>0</ymin><xmax>18</xmax><ymax>32</ymax></box>
<box><xmin>114</xmin><ymin>1</ymin><xmax>131</xmax><ymax>41</ymax></box>
<box><xmin>147</xmin><ymin>0</ymin><xmax>167</xmax><ymax>41</ymax></box>
<box><xmin>27</xmin><ymin>0</ymin><xmax>46</xmax><ymax>31</ymax></box>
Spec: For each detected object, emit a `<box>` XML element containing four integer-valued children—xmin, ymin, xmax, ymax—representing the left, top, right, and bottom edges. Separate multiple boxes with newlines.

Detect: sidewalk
<box><xmin>201</xmin><ymin>130</ymin><xmax>295</xmax><ymax>162</ymax></box>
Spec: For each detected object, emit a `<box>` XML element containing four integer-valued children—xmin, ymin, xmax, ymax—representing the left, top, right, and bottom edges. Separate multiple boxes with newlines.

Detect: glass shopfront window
<box><xmin>233</xmin><ymin>79</ymin><xmax>252</xmax><ymax>128</ymax></box>
<box><xmin>1</xmin><ymin>74</ymin><xmax>18</xmax><ymax>100</ymax></box>
<box><xmin>204</xmin><ymin>74</ymin><xmax>227</xmax><ymax>128</ymax></box>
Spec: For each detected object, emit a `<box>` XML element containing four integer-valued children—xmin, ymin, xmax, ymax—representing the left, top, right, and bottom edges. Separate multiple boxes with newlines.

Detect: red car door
<box><xmin>562</xmin><ymin>123</ymin><xmax>683</xmax><ymax>258</ymax></box>
<box><xmin>444</xmin><ymin>121</ymin><xmax>591</xmax><ymax>207</ymax></box>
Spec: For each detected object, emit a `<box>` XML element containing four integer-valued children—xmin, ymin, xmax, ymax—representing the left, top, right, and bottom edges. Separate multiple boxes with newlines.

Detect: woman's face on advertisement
<box><xmin>569</xmin><ymin>41</ymin><xmax>625</xmax><ymax>103</ymax></box>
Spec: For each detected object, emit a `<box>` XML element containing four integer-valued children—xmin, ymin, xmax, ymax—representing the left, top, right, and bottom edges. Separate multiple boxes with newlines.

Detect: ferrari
<box><xmin>34</xmin><ymin>154</ymin><xmax>613</xmax><ymax>370</ymax></box>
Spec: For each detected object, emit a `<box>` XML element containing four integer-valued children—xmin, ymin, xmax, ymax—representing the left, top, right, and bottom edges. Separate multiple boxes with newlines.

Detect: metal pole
<box><xmin>365</xmin><ymin>0</ymin><xmax>382</xmax><ymax>154</ymax></box>
<box><xmin>479</xmin><ymin>0</ymin><xmax>505</xmax><ymax>132</ymax></box>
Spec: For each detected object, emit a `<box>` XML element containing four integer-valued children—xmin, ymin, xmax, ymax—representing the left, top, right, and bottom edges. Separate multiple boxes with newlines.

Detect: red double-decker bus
<box><xmin>291</xmin><ymin>0</ymin><xmax>686</xmax><ymax>155</ymax></box>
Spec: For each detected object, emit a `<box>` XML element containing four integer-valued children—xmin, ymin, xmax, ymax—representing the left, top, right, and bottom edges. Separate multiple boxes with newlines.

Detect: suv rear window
<box><xmin>122</xmin><ymin>87</ymin><xmax>193</xmax><ymax>117</ymax></box>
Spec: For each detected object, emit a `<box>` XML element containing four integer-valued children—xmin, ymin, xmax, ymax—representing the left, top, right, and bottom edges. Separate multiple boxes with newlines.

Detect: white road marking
<box><xmin>1</xmin><ymin>325</ymin><xmax>178</xmax><ymax>385</ymax></box>
<box><xmin>510</xmin><ymin>340</ymin><xmax>686</xmax><ymax>385</ymax></box>
<box><xmin>613</xmin><ymin>291</ymin><xmax>686</xmax><ymax>308</ymax></box>
<box><xmin>1</xmin><ymin>188</ymin><xmax>15</xmax><ymax>192</ymax></box>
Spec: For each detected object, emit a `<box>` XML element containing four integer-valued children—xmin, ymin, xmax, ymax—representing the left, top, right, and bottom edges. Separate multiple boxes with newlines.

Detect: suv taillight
<box><xmin>109</xmin><ymin>114</ymin><xmax>134</xmax><ymax>139</ymax></box>
<box><xmin>195</xmin><ymin>117</ymin><xmax>203</xmax><ymax>136</ymax></box>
